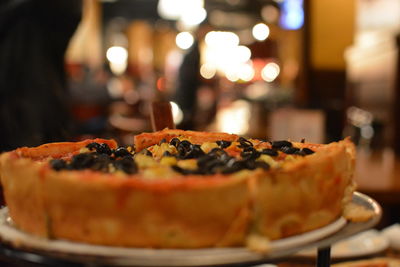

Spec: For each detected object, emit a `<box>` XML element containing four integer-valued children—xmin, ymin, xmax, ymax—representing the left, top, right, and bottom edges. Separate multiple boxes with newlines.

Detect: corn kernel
<box><xmin>160</xmin><ymin>156</ymin><xmax>177</xmax><ymax>166</ymax></box>
<box><xmin>258</xmin><ymin>155</ymin><xmax>279</xmax><ymax>168</ymax></box>
<box><xmin>177</xmin><ymin>159</ymin><xmax>197</xmax><ymax>170</ymax></box>
<box><xmin>200</xmin><ymin>142</ymin><xmax>219</xmax><ymax>153</ymax></box>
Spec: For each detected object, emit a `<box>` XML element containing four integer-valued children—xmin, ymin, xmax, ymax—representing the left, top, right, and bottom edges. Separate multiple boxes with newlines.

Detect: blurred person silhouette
<box><xmin>174</xmin><ymin>39</ymin><xmax>201</xmax><ymax>130</ymax></box>
<box><xmin>174</xmin><ymin>23</ymin><xmax>215</xmax><ymax>130</ymax></box>
<box><xmin>0</xmin><ymin>0</ymin><xmax>82</xmax><ymax>151</ymax></box>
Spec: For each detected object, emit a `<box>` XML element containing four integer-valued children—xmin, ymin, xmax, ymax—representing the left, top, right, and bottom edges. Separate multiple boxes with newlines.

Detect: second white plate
<box><xmin>296</xmin><ymin>229</ymin><xmax>389</xmax><ymax>259</ymax></box>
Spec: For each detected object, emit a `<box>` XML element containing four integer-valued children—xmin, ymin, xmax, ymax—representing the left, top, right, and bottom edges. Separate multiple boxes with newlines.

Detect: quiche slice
<box><xmin>0</xmin><ymin>129</ymin><xmax>356</xmax><ymax>248</ymax></box>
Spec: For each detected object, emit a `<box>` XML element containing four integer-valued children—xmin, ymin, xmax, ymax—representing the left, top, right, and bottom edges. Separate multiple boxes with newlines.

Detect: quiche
<box><xmin>0</xmin><ymin>129</ymin><xmax>356</xmax><ymax>248</ymax></box>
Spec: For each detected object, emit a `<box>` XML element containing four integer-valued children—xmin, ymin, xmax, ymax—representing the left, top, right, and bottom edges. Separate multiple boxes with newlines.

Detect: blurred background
<box><xmin>62</xmin><ymin>0</ymin><xmax>400</xmax><ymax>152</ymax></box>
<box><xmin>2</xmin><ymin>0</ymin><xmax>399</xmax><ymax>152</ymax></box>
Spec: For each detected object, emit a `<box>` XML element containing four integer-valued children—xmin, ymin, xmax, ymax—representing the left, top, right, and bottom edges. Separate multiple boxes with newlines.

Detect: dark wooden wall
<box><xmin>298</xmin><ymin>0</ymin><xmax>348</xmax><ymax>142</ymax></box>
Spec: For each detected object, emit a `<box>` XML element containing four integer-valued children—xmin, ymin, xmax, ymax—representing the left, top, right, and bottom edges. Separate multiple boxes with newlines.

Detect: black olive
<box><xmin>254</xmin><ymin>161</ymin><xmax>270</xmax><ymax>170</ymax></box>
<box><xmin>163</xmin><ymin>151</ymin><xmax>174</xmax><ymax>157</ymax></box>
<box><xmin>97</xmin><ymin>143</ymin><xmax>112</xmax><ymax>155</ymax></box>
<box><xmin>177</xmin><ymin>146</ymin><xmax>188</xmax><ymax>158</ymax></box>
<box><xmin>237</xmin><ymin>137</ymin><xmax>253</xmax><ymax>148</ymax></box>
<box><xmin>50</xmin><ymin>159</ymin><xmax>67</xmax><ymax>171</ymax></box>
<box><xmin>178</xmin><ymin>140</ymin><xmax>191</xmax><ymax>149</ymax></box>
<box><xmin>216</xmin><ymin>140</ymin><xmax>231</xmax><ymax>149</ymax></box>
<box><xmin>301</xmin><ymin>147</ymin><xmax>315</xmax><ymax>155</ymax></box>
<box><xmin>241</xmin><ymin>146</ymin><xmax>261</xmax><ymax>160</ymax></box>
<box><xmin>169</xmin><ymin>137</ymin><xmax>180</xmax><ymax>147</ymax></box>
<box><xmin>280</xmin><ymin>146</ymin><xmax>300</xmax><ymax>154</ymax></box>
<box><xmin>219</xmin><ymin>152</ymin><xmax>232</xmax><ymax>163</ymax></box>
<box><xmin>176</xmin><ymin>141</ymin><xmax>205</xmax><ymax>159</ymax></box>
<box><xmin>208</xmin><ymin>159</ymin><xmax>228</xmax><ymax>174</ymax></box>
<box><xmin>159</xmin><ymin>138</ymin><xmax>167</xmax><ymax>144</ymax></box>
<box><xmin>246</xmin><ymin>160</ymin><xmax>259</xmax><ymax>170</ymax></box>
<box><xmin>171</xmin><ymin>165</ymin><xmax>200</xmax><ymax>175</ymax></box>
<box><xmin>175</xmin><ymin>140</ymin><xmax>191</xmax><ymax>158</ymax></box>
<box><xmin>271</xmin><ymin>140</ymin><xmax>293</xmax><ymax>149</ymax></box>
<box><xmin>208</xmin><ymin>147</ymin><xmax>227</xmax><ymax>158</ymax></box>
<box><xmin>185</xmin><ymin>144</ymin><xmax>205</xmax><ymax>159</ymax></box>
<box><xmin>176</xmin><ymin>147</ymin><xmax>185</xmax><ymax>158</ymax></box>
<box><xmin>172</xmin><ymin>165</ymin><xmax>184</xmax><ymax>174</ymax></box>
<box><xmin>86</xmin><ymin>142</ymin><xmax>101</xmax><ymax>151</ymax></box>
<box><xmin>221</xmin><ymin>160</ymin><xmax>246</xmax><ymax>174</ymax></box>
<box><xmin>90</xmin><ymin>153</ymin><xmax>111</xmax><ymax>172</ymax></box>
<box><xmin>197</xmin><ymin>151</ymin><xmax>231</xmax><ymax>174</ymax></box>
<box><xmin>114</xmin><ymin>147</ymin><xmax>131</xmax><ymax>157</ymax></box>
<box><xmin>70</xmin><ymin>153</ymin><xmax>95</xmax><ymax>169</ymax></box>
<box><xmin>225</xmin><ymin>157</ymin><xmax>237</xmax><ymax>167</ymax></box>
<box><xmin>261</xmin><ymin>148</ymin><xmax>278</xmax><ymax>157</ymax></box>
<box><xmin>197</xmin><ymin>154</ymin><xmax>215</xmax><ymax>168</ymax></box>
<box><xmin>114</xmin><ymin>156</ymin><xmax>137</xmax><ymax>174</ymax></box>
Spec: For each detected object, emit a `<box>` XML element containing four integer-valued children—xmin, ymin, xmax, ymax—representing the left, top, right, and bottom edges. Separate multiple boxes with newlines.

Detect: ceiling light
<box><xmin>175</xmin><ymin>32</ymin><xmax>194</xmax><ymax>50</ymax></box>
<box><xmin>261</xmin><ymin>62</ymin><xmax>280</xmax><ymax>82</ymax></box>
<box><xmin>252</xmin><ymin>23</ymin><xmax>270</xmax><ymax>41</ymax></box>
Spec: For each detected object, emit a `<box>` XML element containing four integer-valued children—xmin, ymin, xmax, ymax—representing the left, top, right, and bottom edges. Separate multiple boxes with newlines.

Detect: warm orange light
<box><xmin>156</xmin><ymin>77</ymin><xmax>167</xmax><ymax>92</ymax></box>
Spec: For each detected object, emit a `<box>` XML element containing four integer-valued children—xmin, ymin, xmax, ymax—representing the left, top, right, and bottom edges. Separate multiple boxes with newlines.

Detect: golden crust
<box><xmin>14</xmin><ymin>139</ymin><xmax>118</xmax><ymax>160</ymax></box>
<box><xmin>252</xmin><ymin>138</ymin><xmax>355</xmax><ymax>240</ymax></box>
<box><xmin>0</xmin><ymin>139</ymin><xmax>251</xmax><ymax>248</ymax></box>
<box><xmin>0</xmin><ymin>131</ymin><xmax>356</xmax><ymax>248</ymax></box>
<box><xmin>41</xmin><ymin>172</ymin><xmax>250</xmax><ymax>247</ymax></box>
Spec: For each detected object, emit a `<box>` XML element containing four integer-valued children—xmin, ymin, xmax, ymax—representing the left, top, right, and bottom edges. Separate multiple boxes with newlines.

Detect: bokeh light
<box><xmin>203</xmin><ymin>31</ymin><xmax>255</xmax><ymax>82</ymax></box>
<box><xmin>252</xmin><ymin>23</ymin><xmax>270</xmax><ymax>41</ymax></box>
<box><xmin>106</xmin><ymin>46</ymin><xmax>128</xmax><ymax>75</ymax></box>
<box><xmin>158</xmin><ymin>0</ymin><xmax>206</xmax><ymax>30</ymax></box>
<box><xmin>261</xmin><ymin>62</ymin><xmax>280</xmax><ymax>82</ymax></box>
<box><xmin>106</xmin><ymin>46</ymin><xmax>128</xmax><ymax>64</ymax></box>
<box><xmin>205</xmin><ymin>31</ymin><xmax>239</xmax><ymax>48</ymax></box>
<box><xmin>181</xmin><ymin>7</ymin><xmax>207</xmax><ymax>28</ymax></box>
<box><xmin>170</xmin><ymin>101</ymin><xmax>184</xmax><ymax>125</ymax></box>
<box><xmin>216</xmin><ymin>100</ymin><xmax>250</xmax><ymax>135</ymax></box>
<box><xmin>175</xmin><ymin>32</ymin><xmax>194</xmax><ymax>50</ymax></box>
<box><xmin>235</xmin><ymin>46</ymin><xmax>252</xmax><ymax>63</ymax></box>
<box><xmin>280</xmin><ymin>0</ymin><xmax>304</xmax><ymax>30</ymax></box>
<box><xmin>238</xmin><ymin>63</ymin><xmax>255</xmax><ymax>82</ymax></box>
<box><xmin>200</xmin><ymin>63</ymin><xmax>217</xmax><ymax>79</ymax></box>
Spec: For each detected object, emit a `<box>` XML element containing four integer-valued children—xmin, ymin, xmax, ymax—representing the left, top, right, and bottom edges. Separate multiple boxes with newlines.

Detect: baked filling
<box><xmin>49</xmin><ymin>137</ymin><xmax>315</xmax><ymax>177</ymax></box>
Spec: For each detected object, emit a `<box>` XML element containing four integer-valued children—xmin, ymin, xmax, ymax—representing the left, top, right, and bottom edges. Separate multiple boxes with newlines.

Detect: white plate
<box><xmin>0</xmin><ymin>192</ymin><xmax>381</xmax><ymax>266</ymax></box>
<box><xmin>296</xmin><ymin>229</ymin><xmax>389</xmax><ymax>259</ymax></box>
<box><xmin>0</xmin><ymin>208</ymin><xmax>345</xmax><ymax>266</ymax></box>
<box><xmin>382</xmin><ymin>224</ymin><xmax>400</xmax><ymax>251</ymax></box>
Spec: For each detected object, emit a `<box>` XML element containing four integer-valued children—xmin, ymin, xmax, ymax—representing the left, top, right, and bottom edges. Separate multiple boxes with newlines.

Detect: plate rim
<box><xmin>0</xmin><ymin>191</ymin><xmax>382</xmax><ymax>266</ymax></box>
